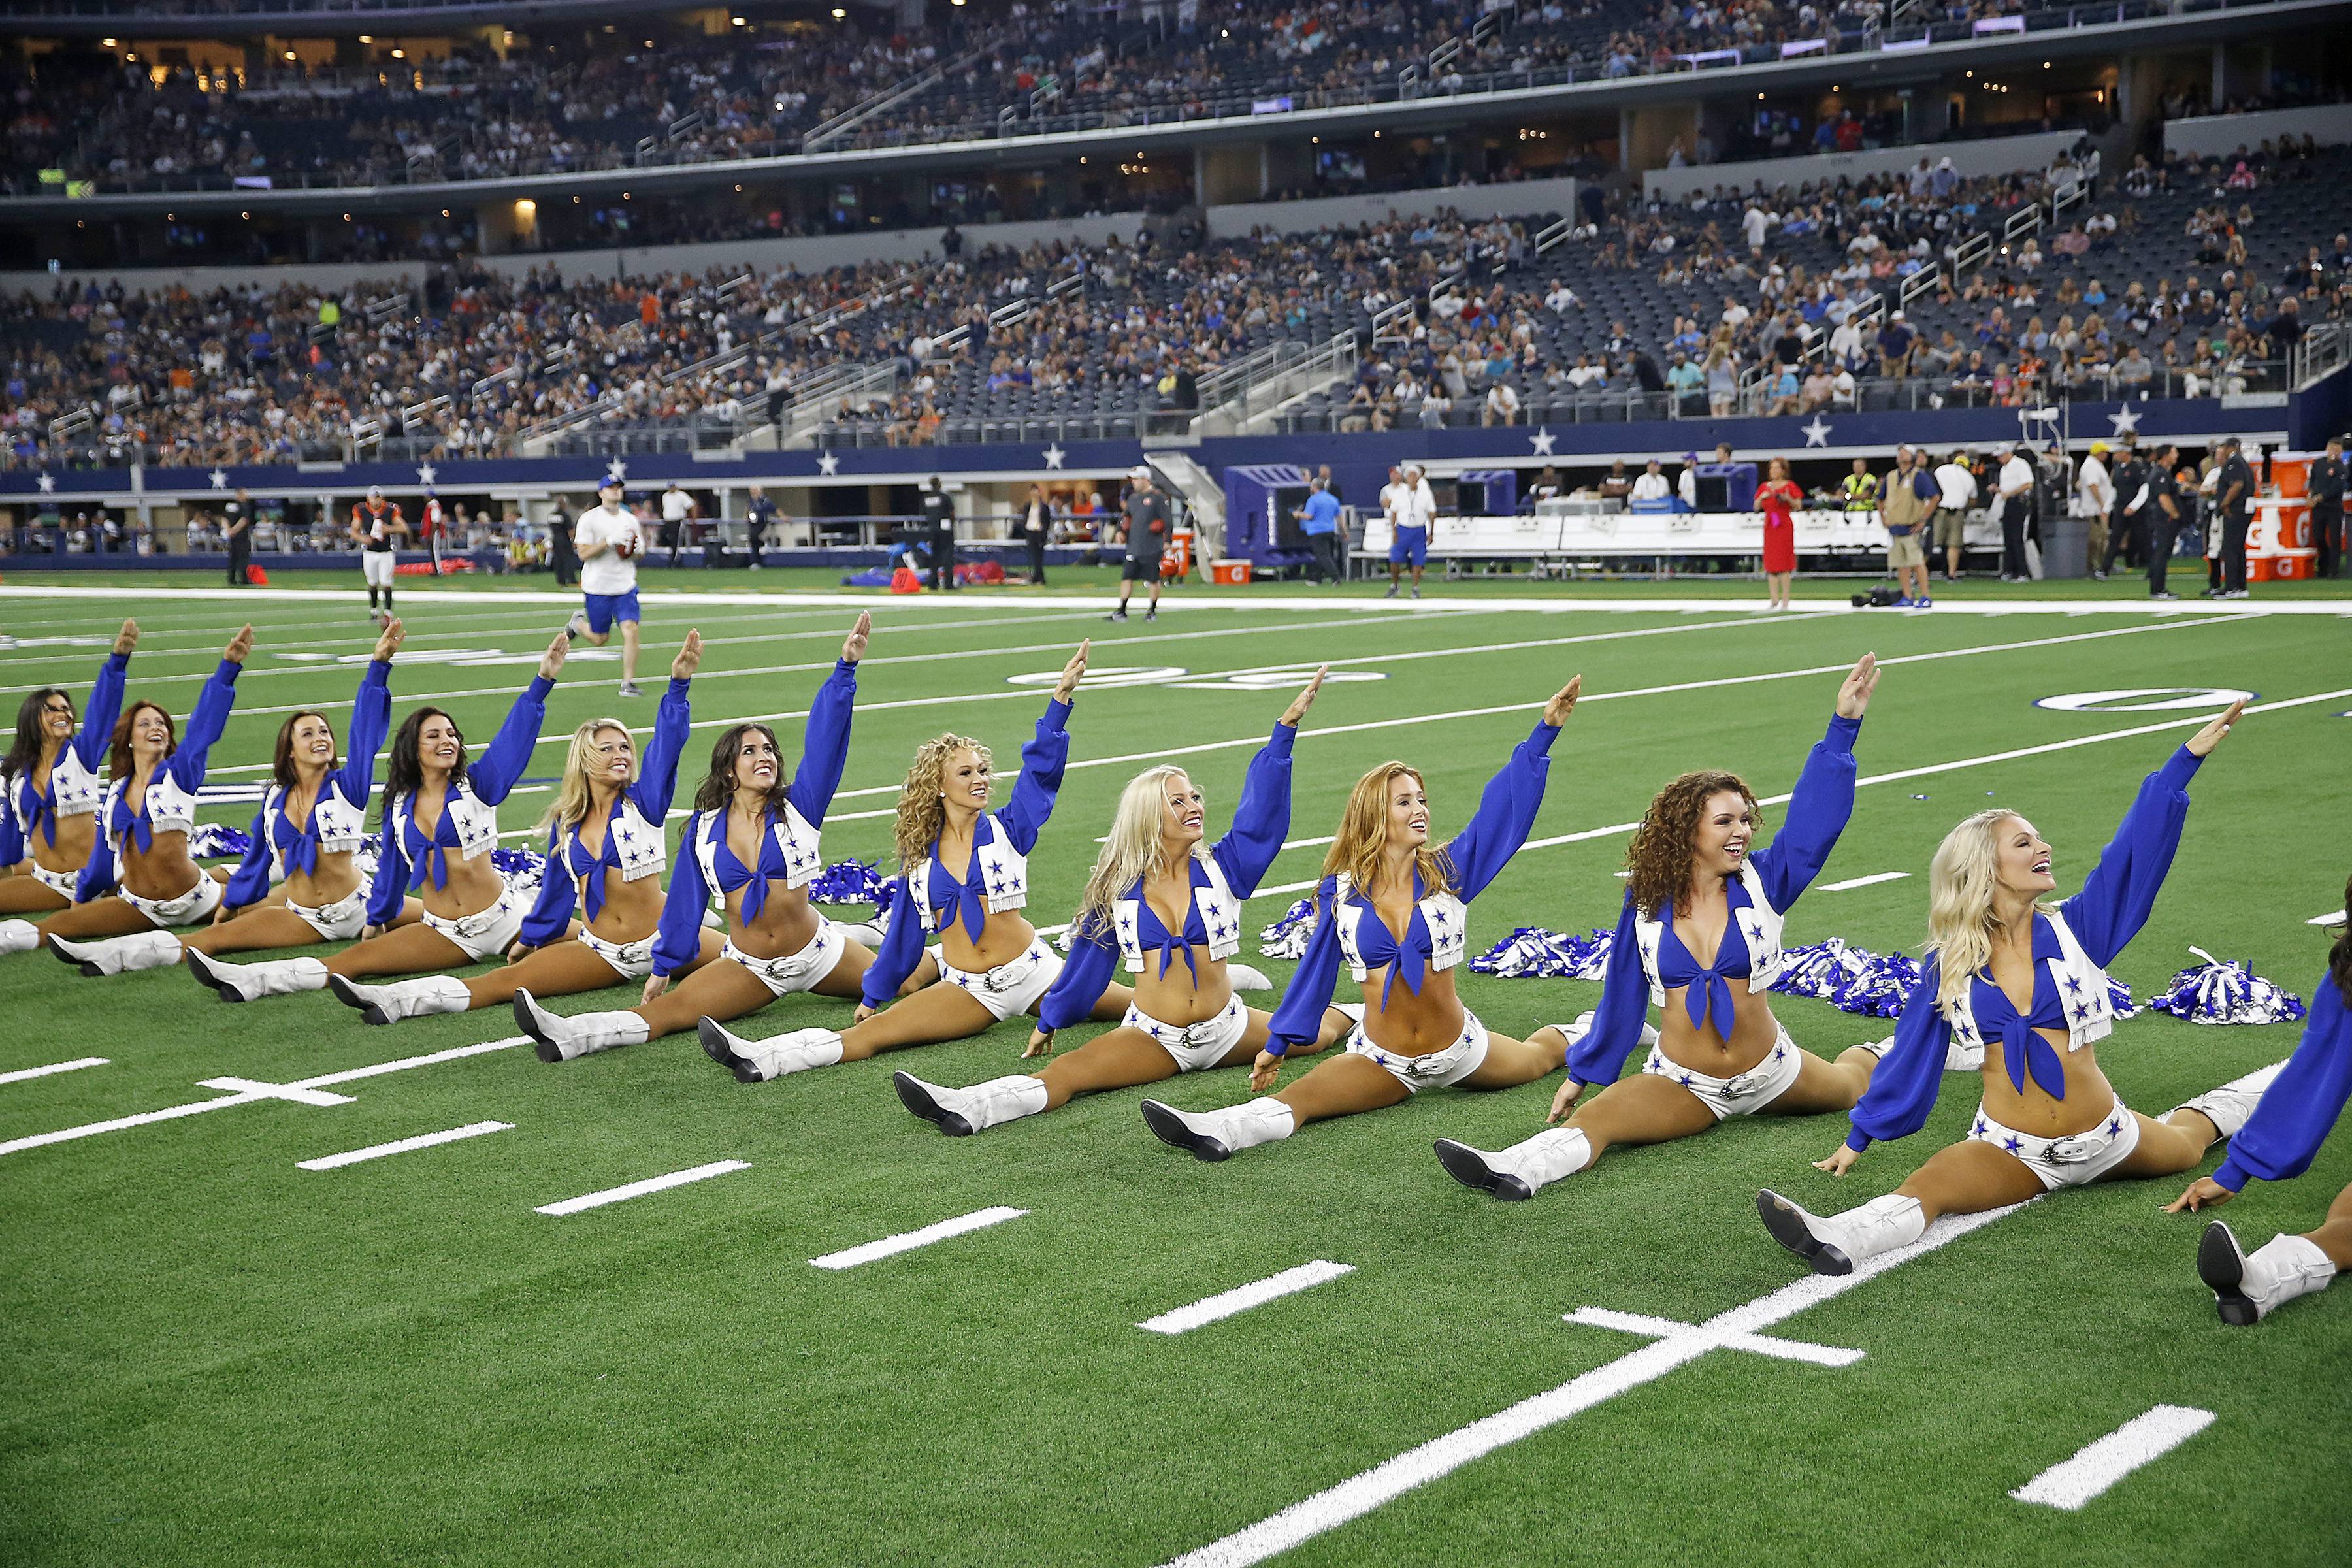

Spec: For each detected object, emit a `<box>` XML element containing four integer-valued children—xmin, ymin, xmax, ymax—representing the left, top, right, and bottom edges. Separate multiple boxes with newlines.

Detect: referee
<box><xmin>1108</xmin><ymin>465</ymin><xmax>1171</xmax><ymax>622</ymax></box>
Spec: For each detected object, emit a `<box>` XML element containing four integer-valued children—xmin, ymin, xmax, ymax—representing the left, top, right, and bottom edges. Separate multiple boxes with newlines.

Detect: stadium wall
<box><xmin>1641</xmin><ymin>129</ymin><xmax>2087</xmax><ymax>203</ymax></box>
<box><xmin>2163</xmin><ymin>103</ymin><xmax>2352</xmax><ymax>159</ymax></box>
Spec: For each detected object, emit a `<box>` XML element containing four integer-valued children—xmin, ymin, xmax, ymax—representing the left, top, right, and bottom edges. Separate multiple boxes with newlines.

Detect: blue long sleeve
<box><xmin>1036</xmin><ymin>918</ymin><xmax>1120</xmax><ymax>1032</ymax></box>
<box><xmin>74</xmin><ymin>650</ymin><xmax>129</xmax><ymax>774</ymax></box>
<box><xmin>74</xmin><ymin>826</ymin><xmax>116</xmax><ymax>902</ymax></box>
<box><xmin>1750</xmin><ymin>713</ymin><xmax>1859</xmax><ymax>912</ymax></box>
<box><xmin>221</xmin><ymin>803</ymin><xmax>274</xmax><ymax>908</ymax></box>
<box><xmin>1207</xmin><ymin>723</ymin><xmax>1296</xmax><ymax>896</ymax></box>
<box><xmin>632</xmin><ymin>678</ymin><xmax>693</xmax><ymax>823</ymax></box>
<box><xmin>2059</xmin><ymin>745</ymin><xmax>2200</xmax><ymax>968</ymax></box>
<box><xmin>364</xmin><ymin>802</ymin><xmax>409</xmax><ymax>928</ymax></box>
<box><xmin>650</xmin><ymin>814</ymin><xmax>713</xmax><ymax>977</ymax></box>
<box><xmin>516</xmin><ymin>825</ymin><xmax>578</xmax><ymax>949</ymax></box>
<box><xmin>995</xmin><ymin>697</ymin><xmax>1073</xmax><ymax>854</ymax></box>
<box><xmin>785</xmin><ymin>661</ymin><xmax>856</xmax><ymax>826</ymax></box>
<box><xmin>2214</xmin><ymin>978</ymin><xmax>2350</xmax><ymax>1190</ymax></box>
<box><xmin>1567</xmin><ymin>893</ymin><xmax>1654</xmax><ymax>1085</ymax></box>
<box><xmin>1441</xmin><ymin>720</ymin><xmax>1558</xmax><ymax>902</ymax></box>
<box><xmin>858</xmin><ymin>877</ymin><xmax>931</xmax><ymax>1009</ymax></box>
<box><xmin>465</xmin><ymin>675</ymin><xmax>553</xmax><ymax>804</ymax></box>
<box><xmin>1266</xmin><ymin>878</ymin><xmax>1346</xmax><ymax>1055</ymax></box>
<box><xmin>1844</xmin><ymin>960</ymin><xmax>1955</xmax><ymax>1152</ymax></box>
<box><xmin>0</xmin><ymin>785</ymin><xmax>20</xmax><ymax>870</ymax></box>
<box><xmin>166</xmin><ymin>661</ymin><xmax>242</xmax><ymax>792</ymax></box>
<box><xmin>334</xmin><ymin>660</ymin><xmax>393</xmax><ymax>810</ymax></box>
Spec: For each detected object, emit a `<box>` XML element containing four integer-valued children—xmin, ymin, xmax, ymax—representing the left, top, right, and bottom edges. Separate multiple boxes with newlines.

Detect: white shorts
<box><xmin>286</xmin><ymin>887</ymin><xmax>370</xmax><ymax>942</ymax></box>
<box><xmin>362</xmin><ymin>551</ymin><xmax>398</xmax><ymax>587</ymax></box>
<box><xmin>580</xmin><ymin>925</ymin><xmax>657</xmax><ymax>981</ymax></box>
<box><xmin>29</xmin><ymin>860</ymin><xmax>80</xmax><ymax>900</ymax></box>
<box><xmin>725</xmin><ymin>920</ymin><xmax>846</xmax><ymax>997</ymax></box>
<box><xmin>1642</xmin><ymin>1023</ymin><xmax>1805</xmax><ymax>1120</ymax></box>
<box><xmin>1346</xmin><ymin>1009</ymin><xmax>1490</xmax><ymax>1093</ymax></box>
<box><xmin>120</xmin><ymin>874</ymin><xmax>223</xmax><ymax>928</ymax></box>
<box><xmin>1968</xmin><ymin>1098</ymin><xmax>2144</xmax><ymax>1190</ymax></box>
<box><xmin>421</xmin><ymin>883</ymin><xmax>526</xmax><ymax>963</ymax></box>
<box><xmin>1125</xmin><ymin>994</ymin><xmax>1250</xmax><ymax>1073</ymax></box>
<box><xmin>941</xmin><ymin>937</ymin><xmax>1063</xmax><ymax>1022</ymax></box>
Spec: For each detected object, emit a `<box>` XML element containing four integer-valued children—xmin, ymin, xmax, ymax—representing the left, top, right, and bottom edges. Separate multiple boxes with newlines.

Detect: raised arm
<box><xmin>996</xmin><ymin>642</ymin><xmax>1087</xmax><ymax>854</ymax></box>
<box><xmin>335</xmin><ymin>646</ymin><xmax>397</xmax><ymax>810</ymax></box>
<box><xmin>649</xmin><ymin>817</ymin><xmax>715</xmax><ymax>980</ymax></box>
<box><xmin>633</xmin><ymin>633</ymin><xmax>701</xmax><ymax>823</ymax></box>
<box><xmin>1210</xmin><ymin>725</ymin><xmax>1299</xmax><ymax>896</ymax></box>
<box><xmin>1751</xmin><ymin>708</ymin><xmax>1865</xmax><ymax>912</ymax></box>
<box><xmin>2059</xmin><ymin>731</ymin><xmax>2218</xmax><ymax>968</ymax></box>
<box><xmin>785</xmin><ymin>662</ymin><xmax>858</xmax><ymax>827</ymax></box>
<box><xmin>1443</xmin><ymin>683</ymin><xmax>1576</xmax><ymax>902</ymax></box>
<box><xmin>72</xmin><ymin>623</ymin><xmax>136</xmax><ymax>773</ymax></box>
<box><xmin>1829</xmin><ymin>962</ymin><xmax>1954</xmax><ymax>1166</ymax></box>
<box><xmin>167</xmin><ymin>630</ymin><xmax>252</xmax><ymax>791</ymax></box>
<box><xmin>466</xmin><ymin>638</ymin><xmax>565</xmax><ymax>804</ymax></box>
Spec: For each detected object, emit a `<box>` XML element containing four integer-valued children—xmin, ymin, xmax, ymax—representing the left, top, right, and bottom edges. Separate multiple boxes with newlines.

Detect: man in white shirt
<box><xmin>1385</xmin><ymin>462</ymin><xmax>1437</xmax><ymax>599</ymax></box>
<box><xmin>565</xmin><ymin>475</ymin><xmax>646</xmax><ymax>696</ymax></box>
<box><xmin>1933</xmin><ymin>451</ymin><xmax>1979</xmax><ymax>581</ymax></box>
<box><xmin>1993</xmin><ymin>443</ymin><xmax>2038</xmax><ymax>581</ymax></box>
<box><xmin>659</xmin><ymin>480</ymin><xmax>698</xmax><ymax>567</ymax></box>
<box><xmin>1629</xmin><ymin>459</ymin><xmax>1672</xmax><ymax>504</ymax></box>
<box><xmin>2077</xmin><ymin>440</ymin><xmax>2116</xmax><ymax>578</ymax></box>
<box><xmin>1482</xmin><ymin>380</ymin><xmax>1521</xmax><ymax>427</ymax></box>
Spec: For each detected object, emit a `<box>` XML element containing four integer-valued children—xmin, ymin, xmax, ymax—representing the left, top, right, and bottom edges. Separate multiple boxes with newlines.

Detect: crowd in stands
<box><xmin>5</xmin><ymin>137</ymin><xmax>2347</xmax><ymax>472</ymax></box>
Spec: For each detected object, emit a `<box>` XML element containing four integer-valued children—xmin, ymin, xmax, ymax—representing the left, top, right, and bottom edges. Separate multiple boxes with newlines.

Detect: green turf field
<box><xmin>3</xmin><ymin>578</ymin><xmax>2348</xmax><ymax>1568</ymax></box>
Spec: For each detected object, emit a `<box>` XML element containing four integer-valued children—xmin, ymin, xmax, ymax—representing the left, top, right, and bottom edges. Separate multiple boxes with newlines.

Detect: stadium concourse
<box><xmin>1</xmin><ymin>575</ymin><xmax>2349</xmax><ymax>1567</ymax></box>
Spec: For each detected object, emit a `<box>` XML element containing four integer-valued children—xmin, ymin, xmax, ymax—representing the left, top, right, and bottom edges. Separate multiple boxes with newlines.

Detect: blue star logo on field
<box><xmin>817</xmin><ymin>452</ymin><xmax>841</xmax><ymax>475</ymax></box>
<box><xmin>1528</xmin><ymin>427</ymin><xmax>1556</xmax><ymax>455</ymax></box>
<box><xmin>1802</xmin><ymin>416</ymin><xmax>1834</xmax><ymax>448</ymax></box>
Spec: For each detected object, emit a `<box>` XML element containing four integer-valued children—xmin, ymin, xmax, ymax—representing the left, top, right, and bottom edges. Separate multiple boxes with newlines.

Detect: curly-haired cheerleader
<box><xmin>512</xmin><ymin>616</ymin><xmax>879</xmax><ymax>1060</ymax></box>
<box><xmin>6</xmin><ymin>626</ymin><xmax>253</xmax><ymax>968</ymax></box>
<box><xmin>1432</xmin><ymin>655</ymin><xmax>1884</xmax><ymax>1200</ymax></box>
<box><xmin>1757</xmin><ymin>704</ymin><xmax>2283</xmax><ymax>1275</ymax></box>
<box><xmin>892</xmin><ymin>668</ymin><xmax>1355</xmax><ymax>1135</ymax></box>
<box><xmin>0</xmin><ymin>620</ymin><xmax>135</xmax><ymax>929</ymax></box>
<box><xmin>331</xmin><ymin>630</ymin><xmax>711</xmax><ymax>1027</ymax></box>
<box><xmin>1138</xmin><ymin>676</ymin><xmax>1582</xmax><ymax>1161</ymax></box>
<box><xmin>697</xmin><ymin>642</ymin><xmax>1118</xmax><ymax>1082</ymax></box>
<box><xmin>2168</xmin><ymin>879</ymin><xmax>2352</xmax><ymax>1324</ymax></box>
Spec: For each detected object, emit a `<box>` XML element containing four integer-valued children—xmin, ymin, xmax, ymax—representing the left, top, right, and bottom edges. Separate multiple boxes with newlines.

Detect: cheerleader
<box><xmin>52</xmin><ymin>620</ymin><xmax>414</xmax><ymax>983</ymax></box>
<box><xmin>893</xmin><ymin>669</ymin><xmax>1355</xmax><ymax>1135</ymax></box>
<box><xmin>1139</xmin><ymin>676</ymin><xmax>1583</xmax><ymax>1162</ymax></box>
<box><xmin>0</xmin><ymin>621</ymin><xmax>137</xmax><ymax>928</ymax></box>
<box><xmin>1757</xmin><ymin>704</ymin><xmax>2281</xmax><ymax>1275</ymax></box>
<box><xmin>6</xmin><ymin>627</ymin><xmax>253</xmax><ymax>968</ymax></box>
<box><xmin>332</xmin><ymin>630</ymin><xmax>711</xmax><ymax>1029</ymax></box>
<box><xmin>696</xmin><ymin>642</ymin><xmax>1109</xmax><ymax>1083</ymax></box>
<box><xmin>2168</xmin><ymin>886</ymin><xmax>2352</xmax><ymax>1324</ymax></box>
<box><xmin>512</xmin><ymin>617</ymin><xmax>875</xmax><ymax>1061</ymax></box>
<box><xmin>1435</xmin><ymin>655</ymin><xmax>1884</xmax><ymax>1200</ymax></box>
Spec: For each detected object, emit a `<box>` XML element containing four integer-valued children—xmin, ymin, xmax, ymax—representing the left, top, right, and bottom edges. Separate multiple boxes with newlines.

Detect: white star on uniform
<box><xmin>1802</xmin><ymin>416</ymin><xmax>1834</xmax><ymax>448</ymax></box>
<box><xmin>604</xmin><ymin>457</ymin><xmax>629</xmax><ymax>483</ymax></box>
<box><xmin>817</xmin><ymin>451</ymin><xmax>840</xmax><ymax>475</ymax></box>
<box><xmin>1041</xmin><ymin>443</ymin><xmax>1066</xmax><ymax>469</ymax></box>
<box><xmin>35</xmin><ymin>472</ymin><xmax>56</xmax><ymax>493</ymax></box>
<box><xmin>1529</xmin><ymin>427</ymin><xmax>1556</xmax><ymax>455</ymax></box>
<box><xmin>416</xmin><ymin>461</ymin><xmax>438</xmax><ymax>486</ymax></box>
<box><xmin>2107</xmin><ymin>406</ymin><xmax>2140</xmax><ymax>436</ymax></box>
<box><xmin>208</xmin><ymin>468</ymin><xmax>229</xmax><ymax>489</ymax></box>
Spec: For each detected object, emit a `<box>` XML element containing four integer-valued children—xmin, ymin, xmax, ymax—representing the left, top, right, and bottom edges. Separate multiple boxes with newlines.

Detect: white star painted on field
<box><xmin>817</xmin><ymin>451</ymin><xmax>840</xmax><ymax>475</ymax></box>
<box><xmin>1041</xmin><ymin>442</ymin><xmax>1066</xmax><ymax>470</ymax></box>
<box><xmin>1528</xmin><ymin>427</ymin><xmax>1556</xmax><ymax>455</ymax></box>
<box><xmin>604</xmin><ymin>457</ymin><xmax>629</xmax><ymax>483</ymax></box>
<box><xmin>416</xmin><ymin>461</ymin><xmax>438</xmax><ymax>486</ymax></box>
<box><xmin>35</xmin><ymin>472</ymin><xmax>56</xmax><ymax>493</ymax></box>
<box><xmin>1801</xmin><ymin>416</ymin><xmax>1834</xmax><ymax>448</ymax></box>
<box><xmin>2107</xmin><ymin>405</ymin><xmax>2140</xmax><ymax>436</ymax></box>
<box><xmin>208</xmin><ymin>468</ymin><xmax>229</xmax><ymax>489</ymax></box>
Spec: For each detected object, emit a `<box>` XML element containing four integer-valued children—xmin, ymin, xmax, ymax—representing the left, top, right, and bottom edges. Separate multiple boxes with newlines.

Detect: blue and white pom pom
<box><xmin>810</xmin><ymin>858</ymin><xmax>889</xmax><ymax>906</ymax></box>
<box><xmin>1827</xmin><ymin>947</ymin><xmax>1923</xmax><ymax>1020</ymax></box>
<box><xmin>1469</xmin><ymin>926</ymin><xmax>1613</xmax><ymax>979</ymax></box>
<box><xmin>489</xmin><ymin>847</ymin><xmax>547</xmax><ymax>902</ymax></box>
<box><xmin>1258</xmin><ymin>896</ymin><xmax>1318</xmax><ymax>960</ymax></box>
<box><xmin>2106</xmin><ymin>977</ymin><xmax>2139</xmax><ymax>1021</ymax></box>
<box><xmin>2149</xmin><ymin>946</ymin><xmax>2307</xmax><ymax>1025</ymax></box>
<box><xmin>188</xmin><ymin>822</ymin><xmax>255</xmax><ymax>860</ymax></box>
<box><xmin>1767</xmin><ymin>938</ymin><xmax>1866</xmax><ymax>1003</ymax></box>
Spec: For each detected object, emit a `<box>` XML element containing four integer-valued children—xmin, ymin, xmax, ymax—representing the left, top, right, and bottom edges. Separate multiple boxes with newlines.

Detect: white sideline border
<box><xmin>2010</xmin><ymin>1404</ymin><xmax>2217</xmax><ymax>1511</ymax></box>
<box><xmin>1140</xmin><ymin>1261</ymin><xmax>1357</xmax><ymax>1335</ymax></box>
<box><xmin>1158</xmin><ymin>1201</ymin><xmax>2034</xmax><ymax>1568</ymax></box>
<box><xmin>536</xmin><ymin>1158</ymin><xmax>749</xmax><ymax>1216</ymax></box>
<box><xmin>809</xmin><ymin>1205</ymin><xmax>1028</xmax><ymax>1270</ymax></box>
<box><xmin>0</xmin><ymin>1056</ymin><xmax>107</xmax><ymax>1085</ymax></box>
<box><xmin>297</xmin><ymin>1120</ymin><xmax>512</xmax><ymax>1171</ymax></box>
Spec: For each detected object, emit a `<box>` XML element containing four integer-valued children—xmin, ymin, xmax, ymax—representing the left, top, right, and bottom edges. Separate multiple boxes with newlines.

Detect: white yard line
<box><xmin>808</xmin><ymin>1204</ymin><xmax>1028</xmax><ymax>1270</ymax></box>
<box><xmin>0</xmin><ymin>1056</ymin><xmax>108</xmax><ymax>1085</ymax></box>
<box><xmin>2009</xmin><ymin>1405</ymin><xmax>2217</xmax><ymax>1511</ymax></box>
<box><xmin>1158</xmin><ymin>1201</ymin><xmax>2033</xmax><ymax>1568</ymax></box>
<box><xmin>1818</xmin><ymin>872</ymin><xmax>1912</xmax><ymax>892</ymax></box>
<box><xmin>297</xmin><ymin>1120</ymin><xmax>512</xmax><ymax>1171</ymax></box>
<box><xmin>535</xmin><ymin>1158</ymin><xmax>749</xmax><ymax>1216</ymax></box>
<box><xmin>1139</xmin><ymin>1261</ymin><xmax>1357</xmax><ymax>1335</ymax></box>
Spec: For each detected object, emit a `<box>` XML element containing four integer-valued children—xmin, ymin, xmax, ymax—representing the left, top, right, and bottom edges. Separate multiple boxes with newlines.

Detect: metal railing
<box><xmin>2290</xmin><ymin>321</ymin><xmax>2351</xmax><ymax>392</ymax></box>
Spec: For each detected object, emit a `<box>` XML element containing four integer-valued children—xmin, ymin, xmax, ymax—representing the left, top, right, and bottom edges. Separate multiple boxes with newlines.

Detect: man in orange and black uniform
<box><xmin>349</xmin><ymin>485</ymin><xmax>410</xmax><ymax>625</ymax></box>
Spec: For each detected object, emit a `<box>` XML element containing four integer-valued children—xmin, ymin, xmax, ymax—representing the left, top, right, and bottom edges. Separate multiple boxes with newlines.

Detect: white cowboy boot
<box><xmin>1139</xmin><ymin>1096</ymin><xmax>1294</xmax><ymax>1162</ymax></box>
<box><xmin>0</xmin><ymin>919</ymin><xmax>39</xmax><ymax>955</ymax></box>
<box><xmin>894</xmin><ymin>1071</ymin><xmax>1048</xmax><ymax>1135</ymax></box>
<box><xmin>1433</xmin><ymin>1126</ymin><xmax>1593</xmax><ymax>1200</ymax></box>
<box><xmin>1228</xmin><ymin>963</ymin><xmax>1274</xmax><ymax>992</ymax></box>
<box><xmin>2172</xmin><ymin>1060</ymin><xmax>2287</xmax><ymax>1141</ymax></box>
<box><xmin>329</xmin><ymin>973</ymin><xmax>472</xmax><ymax>1025</ymax></box>
<box><xmin>1758</xmin><ymin>1189</ymin><xmax>1925</xmax><ymax>1276</ymax></box>
<box><xmin>50</xmin><ymin>929</ymin><xmax>183</xmax><ymax>975</ymax></box>
<box><xmin>186</xmin><ymin>950</ymin><xmax>327</xmax><ymax>1002</ymax></box>
<box><xmin>512</xmin><ymin>989</ymin><xmax>649</xmax><ymax>1064</ymax></box>
<box><xmin>2200</xmin><ymin>1222</ymin><xmax>2336</xmax><ymax>1325</ymax></box>
<box><xmin>698</xmin><ymin>1019</ymin><xmax>841</xmax><ymax>1083</ymax></box>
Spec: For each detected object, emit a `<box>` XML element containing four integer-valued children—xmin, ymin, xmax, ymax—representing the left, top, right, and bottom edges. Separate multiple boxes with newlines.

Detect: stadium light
<box><xmin>100</xmin><ymin>35</ymin><xmax>115</xmax><ymax>46</ymax></box>
<box><xmin>358</xmin><ymin>33</ymin><xmax>371</xmax><ymax>42</ymax></box>
<box><xmin>515</xmin><ymin>200</ymin><xmax>536</xmax><ymax>216</ymax></box>
<box><xmin>831</xmin><ymin>7</ymin><xmax>846</xmax><ymax>16</ymax></box>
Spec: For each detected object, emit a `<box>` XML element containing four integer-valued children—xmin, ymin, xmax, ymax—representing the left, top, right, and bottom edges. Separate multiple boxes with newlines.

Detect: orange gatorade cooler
<box><xmin>2272</xmin><ymin>453</ymin><xmax>2313</xmax><ymax>499</ymax></box>
<box><xmin>1209</xmin><ymin>558</ymin><xmax>1252</xmax><ymax>585</ymax></box>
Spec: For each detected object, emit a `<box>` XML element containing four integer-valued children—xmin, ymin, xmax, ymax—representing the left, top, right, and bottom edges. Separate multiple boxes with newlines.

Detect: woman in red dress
<box><xmin>1757</xmin><ymin>456</ymin><xmax>1803</xmax><ymax>610</ymax></box>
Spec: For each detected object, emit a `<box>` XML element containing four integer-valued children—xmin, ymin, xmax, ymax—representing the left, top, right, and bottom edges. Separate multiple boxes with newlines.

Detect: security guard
<box><xmin>1841</xmin><ymin>458</ymin><xmax>1880</xmax><ymax>515</ymax></box>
